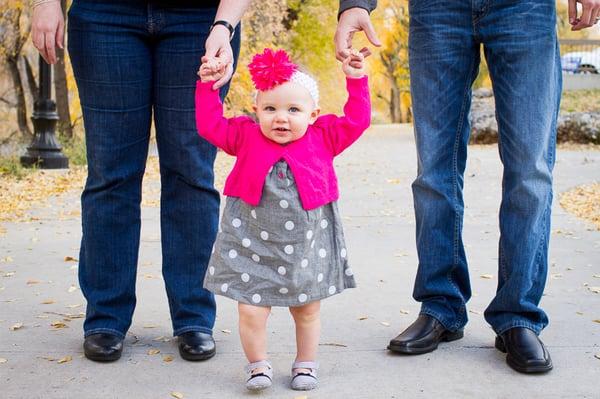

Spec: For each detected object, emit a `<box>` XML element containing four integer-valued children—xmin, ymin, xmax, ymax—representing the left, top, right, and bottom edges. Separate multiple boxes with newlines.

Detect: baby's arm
<box><xmin>342</xmin><ymin>49</ymin><xmax>366</xmax><ymax>79</ymax></box>
<box><xmin>195</xmin><ymin>62</ymin><xmax>252</xmax><ymax>155</ymax></box>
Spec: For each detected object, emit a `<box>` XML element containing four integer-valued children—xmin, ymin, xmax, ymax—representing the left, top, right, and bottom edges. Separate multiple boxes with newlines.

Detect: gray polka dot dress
<box><xmin>204</xmin><ymin>160</ymin><xmax>356</xmax><ymax>307</ymax></box>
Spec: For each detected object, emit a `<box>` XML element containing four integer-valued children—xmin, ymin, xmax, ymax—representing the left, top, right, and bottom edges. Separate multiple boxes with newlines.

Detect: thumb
<box><xmin>568</xmin><ymin>0</ymin><xmax>577</xmax><ymax>24</ymax></box>
<box><xmin>362</xmin><ymin>19</ymin><xmax>381</xmax><ymax>47</ymax></box>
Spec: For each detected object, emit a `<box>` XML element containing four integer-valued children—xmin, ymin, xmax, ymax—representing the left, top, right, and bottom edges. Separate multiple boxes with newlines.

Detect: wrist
<box><xmin>210</xmin><ymin>20</ymin><xmax>235</xmax><ymax>40</ymax></box>
<box><xmin>31</xmin><ymin>0</ymin><xmax>59</xmax><ymax>9</ymax></box>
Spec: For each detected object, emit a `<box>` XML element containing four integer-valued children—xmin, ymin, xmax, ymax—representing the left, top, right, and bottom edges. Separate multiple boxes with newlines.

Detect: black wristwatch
<box><xmin>210</xmin><ymin>20</ymin><xmax>235</xmax><ymax>40</ymax></box>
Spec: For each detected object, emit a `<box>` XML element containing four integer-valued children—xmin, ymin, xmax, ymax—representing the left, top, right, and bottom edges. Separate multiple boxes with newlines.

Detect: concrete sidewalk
<box><xmin>1</xmin><ymin>125</ymin><xmax>599</xmax><ymax>399</ymax></box>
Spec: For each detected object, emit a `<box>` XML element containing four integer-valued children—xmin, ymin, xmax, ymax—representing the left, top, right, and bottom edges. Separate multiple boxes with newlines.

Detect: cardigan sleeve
<box><xmin>195</xmin><ymin>80</ymin><xmax>254</xmax><ymax>156</ymax></box>
<box><xmin>315</xmin><ymin>76</ymin><xmax>371</xmax><ymax>156</ymax></box>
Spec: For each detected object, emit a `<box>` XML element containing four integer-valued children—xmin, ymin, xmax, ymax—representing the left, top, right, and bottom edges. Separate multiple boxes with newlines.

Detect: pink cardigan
<box><xmin>195</xmin><ymin>76</ymin><xmax>370</xmax><ymax>210</ymax></box>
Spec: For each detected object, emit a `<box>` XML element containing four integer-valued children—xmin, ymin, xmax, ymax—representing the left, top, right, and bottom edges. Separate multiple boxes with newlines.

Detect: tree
<box><xmin>53</xmin><ymin>0</ymin><xmax>72</xmax><ymax>138</ymax></box>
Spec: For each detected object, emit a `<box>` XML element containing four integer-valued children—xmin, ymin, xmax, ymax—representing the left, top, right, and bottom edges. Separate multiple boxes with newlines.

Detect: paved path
<box><xmin>1</xmin><ymin>125</ymin><xmax>599</xmax><ymax>398</ymax></box>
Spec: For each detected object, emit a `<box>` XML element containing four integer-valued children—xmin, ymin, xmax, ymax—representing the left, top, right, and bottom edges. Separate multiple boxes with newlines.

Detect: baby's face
<box><xmin>254</xmin><ymin>81</ymin><xmax>320</xmax><ymax>145</ymax></box>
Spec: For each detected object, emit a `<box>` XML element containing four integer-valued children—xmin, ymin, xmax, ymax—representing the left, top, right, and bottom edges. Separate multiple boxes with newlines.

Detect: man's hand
<box><xmin>342</xmin><ymin>50</ymin><xmax>365</xmax><ymax>78</ymax></box>
<box><xmin>569</xmin><ymin>0</ymin><xmax>600</xmax><ymax>30</ymax></box>
<box><xmin>198</xmin><ymin>57</ymin><xmax>226</xmax><ymax>83</ymax></box>
<box><xmin>202</xmin><ymin>25</ymin><xmax>234</xmax><ymax>90</ymax></box>
<box><xmin>31</xmin><ymin>1</ymin><xmax>64</xmax><ymax>64</ymax></box>
<box><xmin>334</xmin><ymin>7</ymin><xmax>381</xmax><ymax>63</ymax></box>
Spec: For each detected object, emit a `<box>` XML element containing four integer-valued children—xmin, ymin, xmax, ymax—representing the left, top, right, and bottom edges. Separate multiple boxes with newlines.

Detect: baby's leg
<box><xmin>289</xmin><ymin>300</ymin><xmax>321</xmax><ymax>369</ymax></box>
<box><xmin>238</xmin><ymin>302</ymin><xmax>271</xmax><ymax>369</ymax></box>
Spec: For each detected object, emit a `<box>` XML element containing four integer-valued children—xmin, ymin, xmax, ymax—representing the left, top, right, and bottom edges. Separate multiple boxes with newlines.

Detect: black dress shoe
<box><xmin>388</xmin><ymin>314</ymin><xmax>463</xmax><ymax>355</ymax></box>
<box><xmin>495</xmin><ymin>327</ymin><xmax>553</xmax><ymax>373</ymax></box>
<box><xmin>178</xmin><ymin>331</ymin><xmax>216</xmax><ymax>361</ymax></box>
<box><xmin>83</xmin><ymin>333</ymin><xmax>123</xmax><ymax>362</ymax></box>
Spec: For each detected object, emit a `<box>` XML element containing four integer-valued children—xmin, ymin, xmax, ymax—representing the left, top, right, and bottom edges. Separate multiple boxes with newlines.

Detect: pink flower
<box><xmin>248</xmin><ymin>48</ymin><xmax>297</xmax><ymax>91</ymax></box>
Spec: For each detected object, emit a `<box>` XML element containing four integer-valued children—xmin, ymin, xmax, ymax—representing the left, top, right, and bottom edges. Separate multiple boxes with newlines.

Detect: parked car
<box><xmin>561</xmin><ymin>48</ymin><xmax>600</xmax><ymax>74</ymax></box>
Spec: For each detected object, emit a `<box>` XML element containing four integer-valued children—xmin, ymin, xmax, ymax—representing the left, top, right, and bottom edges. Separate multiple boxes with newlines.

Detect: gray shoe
<box><xmin>290</xmin><ymin>361</ymin><xmax>318</xmax><ymax>391</ymax></box>
<box><xmin>245</xmin><ymin>360</ymin><xmax>273</xmax><ymax>391</ymax></box>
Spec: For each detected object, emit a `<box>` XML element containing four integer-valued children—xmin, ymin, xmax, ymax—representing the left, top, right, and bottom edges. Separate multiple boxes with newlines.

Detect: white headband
<box><xmin>289</xmin><ymin>71</ymin><xmax>319</xmax><ymax>106</ymax></box>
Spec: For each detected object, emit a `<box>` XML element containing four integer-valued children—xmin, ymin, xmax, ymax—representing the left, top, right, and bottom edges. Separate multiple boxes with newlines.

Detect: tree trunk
<box><xmin>389</xmin><ymin>86</ymin><xmax>401</xmax><ymax>123</ymax></box>
<box><xmin>22</xmin><ymin>55</ymin><xmax>39</xmax><ymax>101</ymax></box>
<box><xmin>6</xmin><ymin>56</ymin><xmax>33</xmax><ymax>140</ymax></box>
<box><xmin>54</xmin><ymin>0</ymin><xmax>73</xmax><ymax>138</ymax></box>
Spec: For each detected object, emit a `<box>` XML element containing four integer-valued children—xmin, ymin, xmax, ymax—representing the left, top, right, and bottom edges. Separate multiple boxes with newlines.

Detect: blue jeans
<box><xmin>67</xmin><ymin>0</ymin><xmax>241</xmax><ymax>338</ymax></box>
<box><xmin>409</xmin><ymin>0</ymin><xmax>560</xmax><ymax>335</ymax></box>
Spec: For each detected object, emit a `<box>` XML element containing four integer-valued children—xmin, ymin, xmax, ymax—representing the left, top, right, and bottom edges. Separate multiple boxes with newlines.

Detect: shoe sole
<box><xmin>494</xmin><ymin>337</ymin><xmax>553</xmax><ymax>374</ymax></box>
<box><xmin>178</xmin><ymin>348</ymin><xmax>216</xmax><ymax>361</ymax></box>
<box><xmin>387</xmin><ymin>330</ymin><xmax>464</xmax><ymax>355</ymax></box>
<box><xmin>84</xmin><ymin>350</ymin><xmax>122</xmax><ymax>362</ymax></box>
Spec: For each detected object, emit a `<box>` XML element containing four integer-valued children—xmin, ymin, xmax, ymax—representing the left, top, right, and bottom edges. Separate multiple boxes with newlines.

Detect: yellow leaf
<box><xmin>41</xmin><ymin>300</ymin><xmax>55</xmax><ymax>305</ymax></box>
<box><xmin>57</xmin><ymin>356</ymin><xmax>72</xmax><ymax>364</ymax></box>
<box><xmin>380</xmin><ymin>321</ymin><xmax>390</xmax><ymax>327</ymax></box>
<box><xmin>595</xmin><ymin>353</ymin><xmax>600</xmax><ymax>360</ymax></box>
<box><xmin>0</xmin><ymin>358</ymin><xmax>7</xmax><ymax>363</ymax></box>
<box><xmin>480</xmin><ymin>274</ymin><xmax>493</xmax><ymax>279</ymax></box>
<box><xmin>399</xmin><ymin>309</ymin><xmax>410</xmax><ymax>314</ymax></box>
<box><xmin>163</xmin><ymin>355</ymin><xmax>174</xmax><ymax>362</ymax></box>
<box><xmin>147</xmin><ymin>349</ymin><xmax>161</xmax><ymax>355</ymax></box>
<box><xmin>593</xmin><ymin>319</ymin><xmax>600</xmax><ymax>324</ymax></box>
<box><xmin>51</xmin><ymin>321</ymin><xmax>69</xmax><ymax>329</ymax></box>
<box><xmin>386</xmin><ymin>178</ymin><xmax>401</xmax><ymax>184</ymax></box>
<box><xmin>143</xmin><ymin>324</ymin><xmax>158</xmax><ymax>329</ymax></box>
<box><xmin>469</xmin><ymin>310</ymin><xmax>483</xmax><ymax>315</ymax></box>
<box><xmin>10</xmin><ymin>323</ymin><xmax>23</xmax><ymax>331</ymax></box>
<box><xmin>1</xmin><ymin>257</ymin><xmax>14</xmax><ymax>263</ymax></box>
<box><xmin>64</xmin><ymin>256</ymin><xmax>78</xmax><ymax>262</ymax></box>
<box><xmin>171</xmin><ymin>392</ymin><xmax>184</xmax><ymax>399</ymax></box>
<box><xmin>589</xmin><ymin>287</ymin><xmax>600</xmax><ymax>294</ymax></box>
<box><xmin>66</xmin><ymin>304</ymin><xmax>82</xmax><ymax>308</ymax></box>
<box><xmin>358</xmin><ymin>316</ymin><xmax>368</xmax><ymax>320</ymax></box>
<box><xmin>67</xmin><ymin>286</ymin><xmax>78</xmax><ymax>293</ymax></box>
<box><xmin>27</xmin><ymin>279</ymin><xmax>41</xmax><ymax>285</ymax></box>
<box><xmin>221</xmin><ymin>329</ymin><xmax>231</xmax><ymax>334</ymax></box>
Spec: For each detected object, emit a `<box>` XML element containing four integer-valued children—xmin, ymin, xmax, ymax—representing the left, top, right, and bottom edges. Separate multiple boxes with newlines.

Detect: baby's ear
<box><xmin>310</xmin><ymin>108</ymin><xmax>321</xmax><ymax>122</ymax></box>
<box><xmin>252</xmin><ymin>104</ymin><xmax>258</xmax><ymax>113</ymax></box>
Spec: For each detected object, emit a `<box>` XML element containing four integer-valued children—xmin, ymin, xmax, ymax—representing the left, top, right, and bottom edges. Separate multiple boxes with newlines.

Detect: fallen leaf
<box><xmin>576</xmin><ymin>311</ymin><xmax>584</xmax><ymax>315</ymax></box>
<box><xmin>51</xmin><ymin>321</ymin><xmax>68</xmax><ymax>329</ymax></box>
<box><xmin>171</xmin><ymin>392</ymin><xmax>184</xmax><ymax>399</ymax></box>
<box><xmin>386</xmin><ymin>178</ymin><xmax>401</xmax><ymax>184</ymax></box>
<box><xmin>591</xmin><ymin>274</ymin><xmax>600</xmax><ymax>279</ymax></box>
<box><xmin>320</xmin><ymin>342</ymin><xmax>347</xmax><ymax>347</ymax></box>
<box><xmin>595</xmin><ymin>353</ymin><xmax>600</xmax><ymax>360</ymax></box>
<box><xmin>148</xmin><ymin>349</ymin><xmax>161</xmax><ymax>355</ymax></box>
<box><xmin>221</xmin><ymin>329</ymin><xmax>231</xmax><ymax>334</ymax></box>
<box><xmin>41</xmin><ymin>300</ymin><xmax>55</xmax><ymax>305</ymax></box>
<box><xmin>4</xmin><ymin>272</ymin><xmax>15</xmax><ymax>277</ymax></box>
<box><xmin>144</xmin><ymin>324</ymin><xmax>158</xmax><ymax>329</ymax></box>
<box><xmin>57</xmin><ymin>356</ymin><xmax>72</xmax><ymax>364</ymax></box>
<box><xmin>593</xmin><ymin>319</ymin><xmax>600</xmax><ymax>324</ymax></box>
<box><xmin>66</xmin><ymin>304</ymin><xmax>82</xmax><ymax>309</ymax></box>
<box><xmin>0</xmin><ymin>358</ymin><xmax>7</xmax><ymax>363</ymax></box>
<box><xmin>358</xmin><ymin>316</ymin><xmax>368</xmax><ymax>320</ymax></box>
<box><xmin>64</xmin><ymin>256</ymin><xmax>78</xmax><ymax>262</ymax></box>
<box><xmin>163</xmin><ymin>355</ymin><xmax>174</xmax><ymax>362</ymax></box>
<box><xmin>469</xmin><ymin>310</ymin><xmax>483</xmax><ymax>315</ymax></box>
<box><xmin>10</xmin><ymin>323</ymin><xmax>23</xmax><ymax>331</ymax></box>
<box><xmin>399</xmin><ymin>309</ymin><xmax>410</xmax><ymax>314</ymax></box>
<box><xmin>550</xmin><ymin>273</ymin><xmax>563</xmax><ymax>280</ymax></box>
<box><xmin>1</xmin><ymin>257</ymin><xmax>14</xmax><ymax>263</ymax></box>
<box><xmin>589</xmin><ymin>287</ymin><xmax>600</xmax><ymax>294</ymax></box>
<box><xmin>67</xmin><ymin>286</ymin><xmax>78</xmax><ymax>293</ymax></box>
<box><xmin>294</xmin><ymin>396</ymin><xmax>308</xmax><ymax>399</ymax></box>
<box><xmin>380</xmin><ymin>321</ymin><xmax>390</xmax><ymax>327</ymax></box>
<box><xmin>480</xmin><ymin>274</ymin><xmax>494</xmax><ymax>279</ymax></box>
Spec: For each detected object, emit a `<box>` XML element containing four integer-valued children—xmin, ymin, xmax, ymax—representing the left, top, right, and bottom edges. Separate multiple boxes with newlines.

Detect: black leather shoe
<box><xmin>387</xmin><ymin>314</ymin><xmax>463</xmax><ymax>355</ymax></box>
<box><xmin>178</xmin><ymin>331</ymin><xmax>216</xmax><ymax>361</ymax></box>
<box><xmin>83</xmin><ymin>333</ymin><xmax>123</xmax><ymax>362</ymax></box>
<box><xmin>495</xmin><ymin>327</ymin><xmax>553</xmax><ymax>373</ymax></box>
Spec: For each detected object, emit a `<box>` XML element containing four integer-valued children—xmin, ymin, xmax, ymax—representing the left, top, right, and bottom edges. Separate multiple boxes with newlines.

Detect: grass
<box><xmin>0</xmin><ymin>156</ymin><xmax>32</xmax><ymax>179</ymax></box>
<box><xmin>60</xmin><ymin>136</ymin><xmax>87</xmax><ymax>166</ymax></box>
<box><xmin>560</xmin><ymin>90</ymin><xmax>600</xmax><ymax>113</ymax></box>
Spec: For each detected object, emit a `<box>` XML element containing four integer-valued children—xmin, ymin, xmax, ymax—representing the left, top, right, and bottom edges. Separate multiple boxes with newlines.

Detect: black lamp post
<box><xmin>20</xmin><ymin>56</ymin><xmax>69</xmax><ymax>169</ymax></box>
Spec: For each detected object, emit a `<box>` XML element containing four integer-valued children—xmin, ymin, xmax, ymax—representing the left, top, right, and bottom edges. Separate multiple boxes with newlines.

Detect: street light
<box><xmin>20</xmin><ymin>56</ymin><xmax>69</xmax><ymax>169</ymax></box>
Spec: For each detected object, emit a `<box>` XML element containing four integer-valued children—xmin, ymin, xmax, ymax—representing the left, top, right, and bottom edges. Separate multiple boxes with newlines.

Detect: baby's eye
<box><xmin>264</xmin><ymin>106</ymin><xmax>275</xmax><ymax>111</ymax></box>
<box><xmin>289</xmin><ymin>107</ymin><xmax>300</xmax><ymax>113</ymax></box>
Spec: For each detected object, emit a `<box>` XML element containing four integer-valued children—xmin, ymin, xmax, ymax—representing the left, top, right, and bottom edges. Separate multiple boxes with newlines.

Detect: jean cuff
<box><xmin>419</xmin><ymin>308</ymin><xmax>460</xmax><ymax>332</ymax></box>
<box><xmin>173</xmin><ymin>325</ymin><xmax>213</xmax><ymax>337</ymax></box>
<box><xmin>493</xmin><ymin>321</ymin><xmax>543</xmax><ymax>336</ymax></box>
<box><xmin>84</xmin><ymin>327</ymin><xmax>126</xmax><ymax>340</ymax></box>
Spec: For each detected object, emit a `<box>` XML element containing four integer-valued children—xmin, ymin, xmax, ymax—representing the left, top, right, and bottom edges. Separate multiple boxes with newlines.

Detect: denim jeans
<box><xmin>409</xmin><ymin>0</ymin><xmax>560</xmax><ymax>335</ymax></box>
<box><xmin>67</xmin><ymin>0</ymin><xmax>241</xmax><ymax>338</ymax></box>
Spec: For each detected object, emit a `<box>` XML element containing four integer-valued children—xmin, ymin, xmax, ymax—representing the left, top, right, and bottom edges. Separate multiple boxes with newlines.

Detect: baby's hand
<box><xmin>342</xmin><ymin>49</ymin><xmax>365</xmax><ymax>78</ymax></box>
<box><xmin>198</xmin><ymin>57</ymin><xmax>226</xmax><ymax>83</ymax></box>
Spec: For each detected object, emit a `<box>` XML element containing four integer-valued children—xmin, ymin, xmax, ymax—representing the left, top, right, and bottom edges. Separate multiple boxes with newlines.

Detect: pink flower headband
<box><xmin>248</xmin><ymin>48</ymin><xmax>319</xmax><ymax>105</ymax></box>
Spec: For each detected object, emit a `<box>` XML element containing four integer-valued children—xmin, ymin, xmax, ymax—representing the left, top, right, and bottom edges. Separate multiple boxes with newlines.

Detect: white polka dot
<box><xmin>301</xmin><ymin>259</ymin><xmax>308</xmax><ymax>268</ymax></box>
<box><xmin>252</xmin><ymin>254</ymin><xmax>260</xmax><ymax>263</ymax></box>
<box><xmin>310</xmin><ymin>240</ymin><xmax>315</xmax><ymax>248</ymax></box>
<box><xmin>221</xmin><ymin>283</ymin><xmax>228</xmax><ymax>292</ymax></box>
<box><xmin>232</xmin><ymin>218</ymin><xmax>241</xmax><ymax>228</ymax></box>
<box><xmin>228</xmin><ymin>249</ymin><xmax>238</xmax><ymax>259</ymax></box>
<box><xmin>209</xmin><ymin>266</ymin><xmax>215</xmax><ymax>275</ymax></box>
<box><xmin>298</xmin><ymin>293</ymin><xmax>307</xmax><ymax>303</ymax></box>
<box><xmin>279</xmin><ymin>287</ymin><xmax>289</xmax><ymax>294</ymax></box>
<box><xmin>284</xmin><ymin>245</ymin><xmax>294</xmax><ymax>254</ymax></box>
<box><xmin>341</xmin><ymin>248</ymin><xmax>347</xmax><ymax>258</ymax></box>
<box><xmin>251</xmin><ymin>209</ymin><xmax>257</xmax><ymax>219</ymax></box>
<box><xmin>279</xmin><ymin>200</ymin><xmax>289</xmax><ymax>209</ymax></box>
<box><xmin>317</xmin><ymin>273</ymin><xmax>323</xmax><ymax>282</ymax></box>
<box><xmin>286</xmin><ymin>178</ymin><xmax>292</xmax><ymax>186</ymax></box>
<box><xmin>328</xmin><ymin>285</ymin><xmax>336</xmax><ymax>295</ymax></box>
<box><xmin>345</xmin><ymin>268</ymin><xmax>353</xmax><ymax>276</ymax></box>
<box><xmin>285</xmin><ymin>221</ymin><xmax>295</xmax><ymax>230</ymax></box>
<box><xmin>320</xmin><ymin>219</ymin><xmax>328</xmax><ymax>229</ymax></box>
<box><xmin>306</xmin><ymin>230</ymin><xmax>313</xmax><ymax>240</ymax></box>
<box><xmin>260</xmin><ymin>231</ymin><xmax>269</xmax><ymax>240</ymax></box>
<box><xmin>242</xmin><ymin>238</ymin><xmax>251</xmax><ymax>248</ymax></box>
<box><xmin>241</xmin><ymin>273</ymin><xmax>250</xmax><ymax>282</ymax></box>
<box><xmin>252</xmin><ymin>294</ymin><xmax>261</xmax><ymax>303</ymax></box>
<box><xmin>319</xmin><ymin>248</ymin><xmax>327</xmax><ymax>258</ymax></box>
<box><xmin>277</xmin><ymin>266</ymin><xmax>286</xmax><ymax>275</ymax></box>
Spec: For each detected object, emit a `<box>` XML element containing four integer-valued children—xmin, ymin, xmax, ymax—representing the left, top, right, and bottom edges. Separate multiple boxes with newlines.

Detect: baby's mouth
<box><xmin>273</xmin><ymin>127</ymin><xmax>290</xmax><ymax>133</ymax></box>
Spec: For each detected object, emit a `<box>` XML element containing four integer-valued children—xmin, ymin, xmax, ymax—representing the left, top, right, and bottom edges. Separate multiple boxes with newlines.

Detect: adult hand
<box><xmin>569</xmin><ymin>0</ymin><xmax>600</xmax><ymax>30</ymax></box>
<box><xmin>31</xmin><ymin>1</ymin><xmax>64</xmax><ymax>64</ymax></box>
<box><xmin>334</xmin><ymin>7</ymin><xmax>381</xmax><ymax>63</ymax></box>
<box><xmin>202</xmin><ymin>25</ymin><xmax>234</xmax><ymax>90</ymax></box>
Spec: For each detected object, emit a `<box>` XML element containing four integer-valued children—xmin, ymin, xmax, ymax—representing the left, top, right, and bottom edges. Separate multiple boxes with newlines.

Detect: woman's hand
<box><xmin>334</xmin><ymin>7</ymin><xmax>380</xmax><ymax>63</ymax></box>
<box><xmin>342</xmin><ymin>50</ymin><xmax>365</xmax><ymax>78</ymax></box>
<box><xmin>202</xmin><ymin>25</ymin><xmax>234</xmax><ymax>90</ymax></box>
<box><xmin>31</xmin><ymin>1</ymin><xmax>64</xmax><ymax>64</ymax></box>
<box><xmin>198</xmin><ymin>57</ymin><xmax>226</xmax><ymax>83</ymax></box>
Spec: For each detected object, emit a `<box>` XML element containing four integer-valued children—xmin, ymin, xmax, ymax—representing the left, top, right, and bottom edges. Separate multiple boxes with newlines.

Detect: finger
<box><xmin>56</xmin><ymin>19</ymin><xmax>65</xmax><ymax>49</ymax></box>
<box><xmin>32</xmin><ymin>29</ymin><xmax>44</xmax><ymax>52</ymax></box>
<box><xmin>592</xmin><ymin>6</ymin><xmax>600</xmax><ymax>25</ymax></box>
<box><xmin>334</xmin><ymin>28</ymin><xmax>350</xmax><ymax>61</ymax></box>
<box><xmin>359</xmin><ymin>47</ymin><xmax>372</xmax><ymax>59</ymax></box>
<box><xmin>213</xmin><ymin>64</ymin><xmax>233</xmax><ymax>90</ymax></box>
<box><xmin>568</xmin><ymin>0</ymin><xmax>577</xmax><ymax>24</ymax></box>
<box><xmin>579</xmin><ymin>2</ymin><xmax>594</xmax><ymax>26</ymax></box>
<box><xmin>45</xmin><ymin>31</ymin><xmax>56</xmax><ymax>64</ymax></box>
<box><xmin>362</xmin><ymin>19</ymin><xmax>382</xmax><ymax>47</ymax></box>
